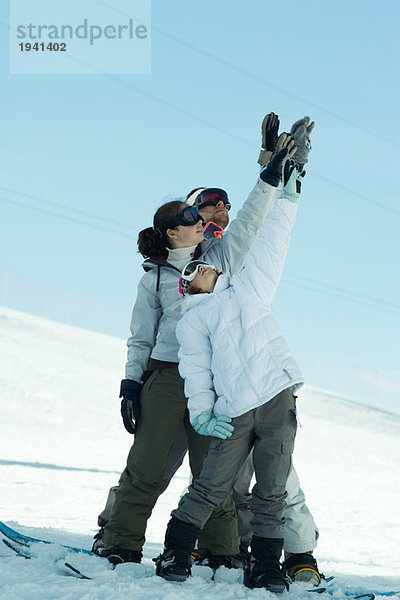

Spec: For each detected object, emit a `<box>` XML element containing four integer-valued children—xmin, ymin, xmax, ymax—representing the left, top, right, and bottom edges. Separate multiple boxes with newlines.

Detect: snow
<box><xmin>0</xmin><ymin>305</ymin><xmax>399</xmax><ymax>599</ymax></box>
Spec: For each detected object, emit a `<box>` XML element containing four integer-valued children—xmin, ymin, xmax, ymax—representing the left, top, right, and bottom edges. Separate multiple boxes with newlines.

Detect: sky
<box><xmin>0</xmin><ymin>0</ymin><xmax>399</xmax><ymax>413</ymax></box>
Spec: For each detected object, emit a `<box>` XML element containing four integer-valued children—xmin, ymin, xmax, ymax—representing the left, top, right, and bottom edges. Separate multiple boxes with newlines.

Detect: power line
<box><xmin>282</xmin><ymin>278</ymin><xmax>400</xmax><ymax>316</ymax></box>
<box><xmin>0</xmin><ymin>196</ymin><xmax>136</xmax><ymax>240</ymax></box>
<box><xmin>1</xmin><ymin>19</ymin><xmax>398</xmax><ymax>315</ymax></box>
<box><xmin>154</xmin><ymin>31</ymin><xmax>400</xmax><ymax>150</ymax></box>
<box><xmin>94</xmin><ymin>0</ymin><xmax>400</xmax><ymax>150</ymax></box>
<box><xmin>57</xmin><ymin>50</ymin><xmax>400</xmax><ymax>219</ymax></box>
<box><xmin>311</xmin><ymin>174</ymin><xmax>400</xmax><ymax>217</ymax></box>
<box><xmin>283</xmin><ymin>273</ymin><xmax>400</xmax><ymax>315</ymax></box>
<box><xmin>1</xmin><ymin>21</ymin><xmax>398</xmax><ymax>218</ymax></box>
<box><xmin>7</xmin><ymin>3</ymin><xmax>399</xmax><ymax>151</ymax></box>
<box><xmin>64</xmin><ymin>55</ymin><xmax>400</xmax><ymax>219</ymax></box>
<box><xmin>2</xmin><ymin>194</ymin><xmax>397</xmax><ymax>317</ymax></box>
<box><xmin>0</xmin><ymin>186</ymin><xmax>136</xmax><ymax>231</ymax></box>
<box><xmin>97</xmin><ymin>74</ymin><xmax>400</xmax><ymax>218</ymax></box>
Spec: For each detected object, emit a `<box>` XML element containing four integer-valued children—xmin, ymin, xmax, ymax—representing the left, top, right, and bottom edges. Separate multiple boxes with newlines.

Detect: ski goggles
<box><xmin>182</xmin><ymin>260</ymin><xmax>216</xmax><ymax>282</ymax></box>
<box><xmin>178</xmin><ymin>260</ymin><xmax>216</xmax><ymax>297</ymax></box>
<box><xmin>157</xmin><ymin>206</ymin><xmax>204</xmax><ymax>236</ymax></box>
<box><xmin>195</xmin><ymin>188</ymin><xmax>231</xmax><ymax>211</ymax></box>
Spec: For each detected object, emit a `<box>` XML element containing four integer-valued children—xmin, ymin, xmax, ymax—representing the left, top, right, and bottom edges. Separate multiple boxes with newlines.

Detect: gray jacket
<box><xmin>125</xmin><ymin>177</ymin><xmax>278</xmax><ymax>382</ymax></box>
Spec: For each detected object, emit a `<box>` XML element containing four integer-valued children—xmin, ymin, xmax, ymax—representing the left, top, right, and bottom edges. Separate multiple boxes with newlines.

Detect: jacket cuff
<box><xmin>120</xmin><ymin>378</ymin><xmax>142</xmax><ymax>397</ymax></box>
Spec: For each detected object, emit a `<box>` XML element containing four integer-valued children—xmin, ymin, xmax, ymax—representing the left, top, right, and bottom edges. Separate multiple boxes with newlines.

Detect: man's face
<box><xmin>198</xmin><ymin>199</ymin><xmax>230</xmax><ymax>229</ymax></box>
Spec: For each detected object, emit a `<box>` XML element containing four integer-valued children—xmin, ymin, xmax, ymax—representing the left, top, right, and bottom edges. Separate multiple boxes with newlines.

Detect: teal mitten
<box><xmin>192</xmin><ymin>410</ymin><xmax>234</xmax><ymax>439</ymax></box>
<box><xmin>282</xmin><ymin>160</ymin><xmax>306</xmax><ymax>203</ymax></box>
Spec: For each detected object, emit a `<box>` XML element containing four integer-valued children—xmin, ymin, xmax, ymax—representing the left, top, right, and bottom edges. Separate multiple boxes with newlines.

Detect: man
<box><xmin>94</xmin><ymin>113</ymin><xmax>322</xmax><ymax>584</ymax></box>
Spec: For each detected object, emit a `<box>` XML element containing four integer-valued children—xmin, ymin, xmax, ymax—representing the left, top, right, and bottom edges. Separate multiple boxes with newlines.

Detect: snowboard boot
<box><xmin>192</xmin><ymin>550</ymin><xmax>246</xmax><ymax>571</ymax></box>
<box><xmin>283</xmin><ymin>552</ymin><xmax>323</xmax><ymax>586</ymax></box>
<box><xmin>102</xmin><ymin>547</ymin><xmax>142</xmax><ymax>566</ymax></box>
<box><xmin>91</xmin><ymin>527</ymin><xmax>105</xmax><ymax>555</ymax></box>
<box><xmin>238</xmin><ymin>542</ymin><xmax>251</xmax><ymax>569</ymax></box>
<box><xmin>244</xmin><ymin>536</ymin><xmax>289</xmax><ymax>594</ymax></box>
<box><xmin>155</xmin><ymin>517</ymin><xmax>201</xmax><ymax>582</ymax></box>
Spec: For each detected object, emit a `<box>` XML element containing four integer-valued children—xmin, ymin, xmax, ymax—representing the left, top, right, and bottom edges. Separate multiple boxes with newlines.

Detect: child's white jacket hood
<box><xmin>176</xmin><ymin>195</ymin><xmax>304</xmax><ymax>423</ymax></box>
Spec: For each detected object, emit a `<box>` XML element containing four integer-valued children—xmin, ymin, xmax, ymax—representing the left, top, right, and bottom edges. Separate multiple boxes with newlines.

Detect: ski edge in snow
<box><xmin>2</xmin><ymin>521</ymin><xmax>400</xmax><ymax>599</ymax></box>
<box><xmin>2</xmin><ymin>538</ymin><xmax>32</xmax><ymax>559</ymax></box>
<box><xmin>64</xmin><ymin>562</ymin><xmax>92</xmax><ymax>580</ymax></box>
<box><xmin>0</xmin><ymin>520</ymin><xmax>92</xmax><ymax>556</ymax></box>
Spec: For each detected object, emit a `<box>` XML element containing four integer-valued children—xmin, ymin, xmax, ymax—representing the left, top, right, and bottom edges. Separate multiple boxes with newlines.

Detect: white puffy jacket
<box><xmin>176</xmin><ymin>191</ymin><xmax>304</xmax><ymax>422</ymax></box>
<box><xmin>125</xmin><ymin>178</ymin><xmax>278</xmax><ymax>382</ymax></box>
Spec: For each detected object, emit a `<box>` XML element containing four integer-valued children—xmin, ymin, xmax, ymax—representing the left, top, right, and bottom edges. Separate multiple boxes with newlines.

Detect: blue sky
<box><xmin>0</xmin><ymin>0</ymin><xmax>399</xmax><ymax>414</ymax></box>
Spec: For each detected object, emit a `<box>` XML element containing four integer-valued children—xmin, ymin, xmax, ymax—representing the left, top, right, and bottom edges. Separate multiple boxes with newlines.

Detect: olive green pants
<box><xmin>103</xmin><ymin>367</ymin><xmax>239</xmax><ymax>554</ymax></box>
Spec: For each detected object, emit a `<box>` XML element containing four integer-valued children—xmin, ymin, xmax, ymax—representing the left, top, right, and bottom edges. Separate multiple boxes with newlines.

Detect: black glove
<box><xmin>260</xmin><ymin>134</ymin><xmax>297</xmax><ymax>187</ymax></box>
<box><xmin>258</xmin><ymin>112</ymin><xmax>280</xmax><ymax>166</ymax></box>
<box><xmin>120</xmin><ymin>379</ymin><xmax>142</xmax><ymax>434</ymax></box>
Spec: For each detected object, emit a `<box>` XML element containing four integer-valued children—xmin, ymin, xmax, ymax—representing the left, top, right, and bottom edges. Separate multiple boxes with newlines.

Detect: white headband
<box><xmin>185</xmin><ymin>188</ymin><xmax>207</xmax><ymax>206</ymax></box>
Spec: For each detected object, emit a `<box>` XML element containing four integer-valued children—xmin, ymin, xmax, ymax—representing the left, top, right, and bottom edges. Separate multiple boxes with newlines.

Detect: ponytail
<box><xmin>137</xmin><ymin>200</ymin><xmax>186</xmax><ymax>259</ymax></box>
<box><xmin>138</xmin><ymin>227</ymin><xmax>168</xmax><ymax>259</ymax></box>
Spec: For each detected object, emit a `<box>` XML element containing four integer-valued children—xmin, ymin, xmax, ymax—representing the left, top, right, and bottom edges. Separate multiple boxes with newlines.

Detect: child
<box><xmin>156</xmin><ymin>146</ymin><xmax>304</xmax><ymax>593</ymax></box>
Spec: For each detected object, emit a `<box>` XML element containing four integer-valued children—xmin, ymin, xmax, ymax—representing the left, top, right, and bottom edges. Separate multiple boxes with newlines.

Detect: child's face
<box><xmin>191</xmin><ymin>266</ymin><xmax>218</xmax><ymax>293</ymax></box>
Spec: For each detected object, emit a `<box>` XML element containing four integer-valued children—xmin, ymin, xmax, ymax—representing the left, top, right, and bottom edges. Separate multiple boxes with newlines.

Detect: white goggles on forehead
<box><xmin>178</xmin><ymin>260</ymin><xmax>216</xmax><ymax>298</ymax></box>
<box><xmin>181</xmin><ymin>260</ymin><xmax>216</xmax><ymax>283</ymax></box>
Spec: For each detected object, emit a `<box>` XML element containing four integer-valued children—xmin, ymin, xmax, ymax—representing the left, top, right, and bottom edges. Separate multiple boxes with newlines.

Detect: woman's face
<box><xmin>167</xmin><ymin>220</ymin><xmax>204</xmax><ymax>248</ymax></box>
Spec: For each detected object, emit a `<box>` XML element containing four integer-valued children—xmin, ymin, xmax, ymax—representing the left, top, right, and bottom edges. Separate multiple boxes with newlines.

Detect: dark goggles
<box><xmin>157</xmin><ymin>206</ymin><xmax>204</xmax><ymax>236</ymax></box>
<box><xmin>196</xmin><ymin>188</ymin><xmax>231</xmax><ymax>211</ymax></box>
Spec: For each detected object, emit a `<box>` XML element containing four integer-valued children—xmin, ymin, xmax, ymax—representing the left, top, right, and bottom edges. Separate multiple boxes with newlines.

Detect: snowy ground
<box><xmin>0</xmin><ymin>306</ymin><xmax>399</xmax><ymax>599</ymax></box>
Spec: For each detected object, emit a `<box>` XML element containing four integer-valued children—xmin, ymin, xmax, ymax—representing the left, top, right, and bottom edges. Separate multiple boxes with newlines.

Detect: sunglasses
<box><xmin>158</xmin><ymin>206</ymin><xmax>204</xmax><ymax>236</ymax></box>
<box><xmin>196</xmin><ymin>188</ymin><xmax>231</xmax><ymax>211</ymax></box>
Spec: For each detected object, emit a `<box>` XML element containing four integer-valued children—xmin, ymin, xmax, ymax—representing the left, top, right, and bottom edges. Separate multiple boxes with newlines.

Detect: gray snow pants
<box><xmin>172</xmin><ymin>387</ymin><xmax>298</xmax><ymax>540</ymax></box>
<box><xmin>233</xmin><ymin>454</ymin><xmax>319</xmax><ymax>552</ymax></box>
<box><xmin>99</xmin><ymin>398</ymin><xmax>319</xmax><ymax>553</ymax></box>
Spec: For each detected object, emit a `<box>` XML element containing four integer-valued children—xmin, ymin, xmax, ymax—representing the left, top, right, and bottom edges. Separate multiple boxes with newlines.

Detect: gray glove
<box><xmin>290</xmin><ymin>116</ymin><xmax>315</xmax><ymax>166</ymax></box>
<box><xmin>273</xmin><ymin>132</ymin><xmax>297</xmax><ymax>160</ymax></box>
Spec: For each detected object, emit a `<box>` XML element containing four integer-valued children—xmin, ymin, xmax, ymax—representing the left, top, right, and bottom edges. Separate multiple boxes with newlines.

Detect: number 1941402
<box><xmin>19</xmin><ymin>42</ymin><xmax>67</xmax><ymax>51</ymax></box>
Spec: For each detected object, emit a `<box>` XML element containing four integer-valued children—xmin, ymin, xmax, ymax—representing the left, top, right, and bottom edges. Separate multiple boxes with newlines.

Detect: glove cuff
<box><xmin>120</xmin><ymin>378</ymin><xmax>141</xmax><ymax>398</ymax></box>
<box><xmin>258</xmin><ymin>149</ymin><xmax>273</xmax><ymax>167</ymax></box>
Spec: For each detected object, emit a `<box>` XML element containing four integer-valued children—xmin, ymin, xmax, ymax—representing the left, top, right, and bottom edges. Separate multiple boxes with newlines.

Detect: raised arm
<box><xmin>236</xmin><ymin>116</ymin><xmax>315</xmax><ymax>304</ymax></box>
<box><xmin>235</xmin><ymin>193</ymin><xmax>297</xmax><ymax>306</ymax></box>
<box><xmin>203</xmin><ymin>178</ymin><xmax>277</xmax><ymax>275</ymax></box>
<box><xmin>202</xmin><ymin>113</ymin><xmax>288</xmax><ymax>275</ymax></box>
